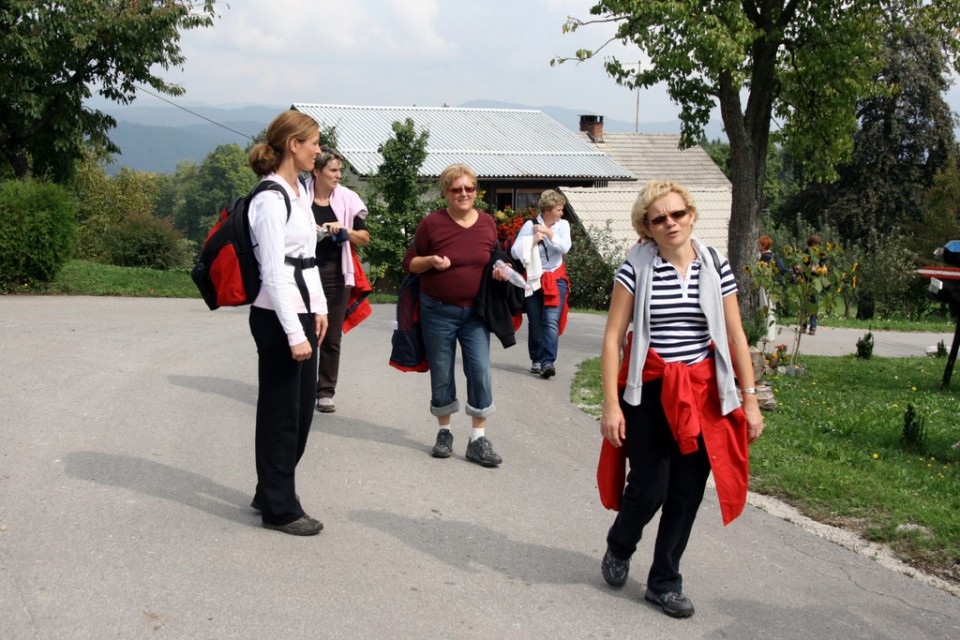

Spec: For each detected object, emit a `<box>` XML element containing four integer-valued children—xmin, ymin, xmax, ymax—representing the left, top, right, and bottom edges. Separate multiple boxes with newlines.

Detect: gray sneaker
<box><xmin>465</xmin><ymin>436</ymin><xmax>502</xmax><ymax>467</ymax></box>
<box><xmin>431</xmin><ymin>429</ymin><xmax>453</xmax><ymax>458</ymax></box>
<box><xmin>263</xmin><ymin>515</ymin><xmax>323</xmax><ymax>536</ymax></box>
<box><xmin>530</xmin><ymin>362</ymin><xmax>541</xmax><ymax>374</ymax></box>
<box><xmin>645</xmin><ymin>588</ymin><xmax>695</xmax><ymax>618</ymax></box>
<box><xmin>601</xmin><ymin>548</ymin><xmax>629</xmax><ymax>587</ymax></box>
<box><xmin>316</xmin><ymin>397</ymin><xmax>335</xmax><ymax>413</ymax></box>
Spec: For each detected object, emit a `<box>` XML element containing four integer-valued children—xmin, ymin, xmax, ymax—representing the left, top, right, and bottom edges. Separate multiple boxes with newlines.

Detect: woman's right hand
<box><xmin>600</xmin><ymin>403</ymin><xmax>626</xmax><ymax>448</ymax></box>
<box><xmin>290</xmin><ymin>340</ymin><xmax>312</xmax><ymax>361</ymax></box>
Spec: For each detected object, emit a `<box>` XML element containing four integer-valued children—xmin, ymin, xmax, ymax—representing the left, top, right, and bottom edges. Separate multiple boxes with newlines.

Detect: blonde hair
<box><xmin>538</xmin><ymin>189</ymin><xmax>566</xmax><ymax>213</ymax></box>
<box><xmin>439</xmin><ymin>163</ymin><xmax>478</xmax><ymax>192</ymax></box>
<box><xmin>248</xmin><ymin>110</ymin><xmax>319</xmax><ymax>177</ymax></box>
<box><xmin>630</xmin><ymin>179</ymin><xmax>697</xmax><ymax>240</ymax></box>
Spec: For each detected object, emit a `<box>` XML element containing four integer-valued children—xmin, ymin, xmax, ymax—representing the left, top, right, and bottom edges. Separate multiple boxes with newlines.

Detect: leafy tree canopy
<box><xmin>0</xmin><ymin>0</ymin><xmax>216</xmax><ymax>181</ymax></box>
<box><xmin>778</xmin><ymin>23</ymin><xmax>958</xmax><ymax>244</ymax></box>
<box><xmin>364</xmin><ymin>118</ymin><xmax>430</xmax><ymax>288</ymax></box>
<box><xmin>556</xmin><ymin>1</ymin><xmax>960</xmax><ymax>318</ymax></box>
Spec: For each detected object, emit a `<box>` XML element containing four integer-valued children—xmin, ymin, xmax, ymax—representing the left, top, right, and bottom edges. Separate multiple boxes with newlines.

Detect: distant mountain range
<box><xmin>98</xmin><ymin>100</ymin><xmax>725</xmax><ymax>175</ymax></box>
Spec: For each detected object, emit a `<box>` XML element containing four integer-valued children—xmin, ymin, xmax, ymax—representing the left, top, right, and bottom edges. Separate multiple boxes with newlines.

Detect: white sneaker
<box><xmin>315</xmin><ymin>397</ymin><xmax>335</xmax><ymax>413</ymax></box>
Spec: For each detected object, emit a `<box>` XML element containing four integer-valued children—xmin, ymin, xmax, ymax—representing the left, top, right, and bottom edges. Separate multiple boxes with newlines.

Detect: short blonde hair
<box><xmin>538</xmin><ymin>189</ymin><xmax>566</xmax><ymax>213</ymax></box>
<box><xmin>439</xmin><ymin>163</ymin><xmax>478</xmax><ymax>192</ymax></box>
<box><xmin>631</xmin><ymin>179</ymin><xmax>697</xmax><ymax>240</ymax></box>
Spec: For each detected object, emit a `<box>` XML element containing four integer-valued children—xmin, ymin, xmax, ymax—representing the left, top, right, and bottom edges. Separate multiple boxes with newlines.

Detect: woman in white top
<box><xmin>510</xmin><ymin>189</ymin><xmax>572</xmax><ymax>379</ymax></box>
<box><xmin>247</xmin><ymin>110</ymin><xmax>328</xmax><ymax>536</ymax></box>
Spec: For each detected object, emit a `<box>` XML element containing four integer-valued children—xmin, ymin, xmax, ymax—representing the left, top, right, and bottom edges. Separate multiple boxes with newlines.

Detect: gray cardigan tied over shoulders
<box><xmin>621</xmin><ymin>236</ymin><xmax>742</xmax><ymax>415</ymax></box>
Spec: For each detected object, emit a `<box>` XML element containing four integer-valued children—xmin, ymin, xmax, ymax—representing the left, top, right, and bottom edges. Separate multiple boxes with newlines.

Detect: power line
<box><xmin>132</xmin><ymin>83</ymin><xmax>256</xmax><ymax>140</ymax></box>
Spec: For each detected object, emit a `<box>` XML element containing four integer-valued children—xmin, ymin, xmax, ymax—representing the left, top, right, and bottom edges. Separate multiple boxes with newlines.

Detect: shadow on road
<box><xmin>63</xmin><ymin>451</ymin><xmax>253</xmax><ymax>525</ymax></box>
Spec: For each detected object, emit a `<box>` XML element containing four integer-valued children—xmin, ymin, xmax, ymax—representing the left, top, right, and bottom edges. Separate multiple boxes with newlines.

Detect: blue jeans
<box><xmin>419</xmin><ymin>293</ymin><xmax>495</xmax><ymax>418</ymax></box>
<box><xmin>524</xmin><ymin>279</ymin><xmax>567</xmax><ymax>367</ymax></box>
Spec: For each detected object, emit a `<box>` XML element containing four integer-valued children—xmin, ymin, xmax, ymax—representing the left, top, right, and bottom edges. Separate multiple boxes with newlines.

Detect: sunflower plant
<box><xmin>750</xmin><ymin>242</ymin><xmax>856</xmax><ymax>367</ymax></box>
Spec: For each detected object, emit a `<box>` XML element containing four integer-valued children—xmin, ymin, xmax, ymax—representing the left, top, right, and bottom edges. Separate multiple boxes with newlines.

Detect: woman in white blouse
<box><xmin>509</xmin><ymin>189</ymin><xmax>572</xmax><ymax>379</ymax></box>
<box><xmin>246</xmin><ymin>110</ymin><xmax>328</xmax><ymax>536</ymax></box>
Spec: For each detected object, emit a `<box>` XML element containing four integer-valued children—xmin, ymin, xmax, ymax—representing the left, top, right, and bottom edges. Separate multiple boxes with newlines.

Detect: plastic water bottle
<box><xmin>494</xmin><ymin>260</ymin><xmax>531</xmax><ymax>292</ymax></box>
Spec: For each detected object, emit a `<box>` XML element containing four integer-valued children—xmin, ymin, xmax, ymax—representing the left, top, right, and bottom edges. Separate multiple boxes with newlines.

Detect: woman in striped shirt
<box><xmin>598</xmin><ymin>180</ymin><xmax>764</xmax><ymax>618</ymax></box>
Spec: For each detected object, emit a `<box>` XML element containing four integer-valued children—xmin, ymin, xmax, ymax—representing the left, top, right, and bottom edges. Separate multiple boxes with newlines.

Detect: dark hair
<box><xmin>314</xmin><ymin>145</ymin><xmax>346</xmax><ymax>172</ymax></box>
<box><xmin>248</xmin><ymin>110</ymin><xmax>319</xmax><ymax>177</ymax></box>
<box><xmin>806</xmin><ymin>234</ymin><xmax>822</xmax><ymax>247</ymax></box>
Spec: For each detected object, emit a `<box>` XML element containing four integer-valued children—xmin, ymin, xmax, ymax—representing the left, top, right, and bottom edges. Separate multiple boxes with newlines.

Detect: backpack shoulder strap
<box><xmin>249</xmin><ymin>180</ymin><xmax>293</xmax><ymax>221</ymax></box>
<box><xmin>707</xmin><ymin>246</ymin><xmax>722</xmax><ymax>274</ymax></box>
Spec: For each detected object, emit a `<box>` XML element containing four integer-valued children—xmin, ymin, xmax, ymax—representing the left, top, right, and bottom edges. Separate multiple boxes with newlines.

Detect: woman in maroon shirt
<box><xmin>402</xmin><ymin>163</ymin><xmax>507</xmax><ymax>467</ymax></box>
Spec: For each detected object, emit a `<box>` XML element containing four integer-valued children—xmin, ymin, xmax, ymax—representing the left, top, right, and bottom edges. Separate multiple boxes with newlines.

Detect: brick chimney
<box><xmin>579</xmin><ymin>114</ymin><xmax>604</xmax><ymax>143</ymax></box>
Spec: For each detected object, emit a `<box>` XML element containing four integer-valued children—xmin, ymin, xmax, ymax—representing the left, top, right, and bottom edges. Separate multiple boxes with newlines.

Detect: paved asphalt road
<box><xmin>1</xmin><ymin>297</ymin><xmax>958</xmax><ymax>639</ymax></box>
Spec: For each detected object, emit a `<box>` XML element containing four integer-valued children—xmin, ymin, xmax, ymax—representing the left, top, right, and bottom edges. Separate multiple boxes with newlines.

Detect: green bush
<box><xmin>565</xmin><ymin>220</ymin><xmax>621</xmax><ymax>310</ymax></box>
<box><xmin>0</xmin><ymin>179</ymin><xmax>77</xmax><ymax>289</ymax></box>
<box><xmin>856</xmin><ymin>330</ymin><xmax>874</xmax><ymax>359</ymax></box>
<box><xmin>901</xmin><ymin>403</ymin><xmax>928</xmax><ymax>453</ymax></box>
<box><xmin>103</xmin><ymin>212</ymin><xmax>190</xmax><ymax>270</ymax></box>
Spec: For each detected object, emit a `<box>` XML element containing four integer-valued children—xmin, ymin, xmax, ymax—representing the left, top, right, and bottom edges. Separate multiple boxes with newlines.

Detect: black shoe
<box><xmin>465</xmin><ymin>436</ymin><xmax>502</xmax><ymax>467</ymax></box>
<box><xmin>645</xmin><ymin>588</ymin><xmax>695</xmax><ymax>618</ymax></box>
<box><xmin>263</xmin><ymin>515</ymin><xmax>323</xmax><ymax>536</ymax></box>
<box><xmin>540</xmin><ymin>363</ymin><xmax>556</xmax><ymax>379</ymax></box>
<box><xmin>601</xmin><ymin>549</ymin><xmax>629</xmax><ymax>587</ymax></box>
<box><xmin>432</xmin><ymin>429</ymin><xmax>454</xmax><ymax>458</ymax></box>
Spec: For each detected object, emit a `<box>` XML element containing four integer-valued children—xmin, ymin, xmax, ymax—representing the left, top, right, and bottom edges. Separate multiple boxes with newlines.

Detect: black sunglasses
<box><xmin>646</xmin><ymin>208</ymin><xmax>690</xmax><ymax>226</ymax></box>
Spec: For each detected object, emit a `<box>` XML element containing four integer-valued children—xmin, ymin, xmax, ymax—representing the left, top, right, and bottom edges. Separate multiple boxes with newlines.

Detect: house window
<box><xmin>495</xmin><ymin>188</ymin><xmax>541</xmax><ymax>211</ymax></box>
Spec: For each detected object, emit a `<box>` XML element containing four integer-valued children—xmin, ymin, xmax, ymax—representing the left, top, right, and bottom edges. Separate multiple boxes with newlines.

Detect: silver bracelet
<box><xmin>742</xmin><ymin>387</ymin><xmax>757</xmax><ymax>395</ymax></box>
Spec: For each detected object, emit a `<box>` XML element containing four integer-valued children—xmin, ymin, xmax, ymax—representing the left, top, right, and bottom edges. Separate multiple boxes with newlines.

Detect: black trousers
<box><xmin>249</xmin><ymin>306</ymin><xmax>318</xmax><ymax>526</ymax></box>
<box><xmin>316</xmin><ymin>259</ymin><xmax>349</xmax><ymax>400</ymax></box>
<box><xmin>606</xmin><ymin>379</ymin><xmax>712</xmax><ymax>594</ymax></box>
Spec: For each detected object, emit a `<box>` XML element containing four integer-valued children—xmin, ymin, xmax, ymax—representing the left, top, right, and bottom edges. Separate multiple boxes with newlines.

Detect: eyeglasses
<box><xmin>447</xmin><ymin>185</ymin><xmax>477</xmax><ymax>195</ymax></box>
<box><xmin>646</xmin><ymin>209</ymin><xmax>690</xmax><ymax>226</ymax></box>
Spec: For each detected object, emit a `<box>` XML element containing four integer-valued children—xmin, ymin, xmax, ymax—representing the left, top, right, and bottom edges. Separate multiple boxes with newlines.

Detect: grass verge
<box><xmin>33</xmin><ymin>260</ymin><xmax>201</xmax><ymax>298</ymax></box>
<box><xmin>810</xmin><ymin>315</ymin><xmax>954</xmax><ymax>333</ymax></box>
<box><xmin>571</xmin><ymin>354</ymin><xmax>960</xmax><ymax>586</ymax></box>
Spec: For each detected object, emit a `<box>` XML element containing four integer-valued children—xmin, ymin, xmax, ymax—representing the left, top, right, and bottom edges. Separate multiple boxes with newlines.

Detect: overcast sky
<box><xmin>138</xmin><ymin>0</ymin><xmax>959</xmax><ymax>127</ymax></box>
<box><xmin>138</xmin><ymin>0</ymin><xmax>680</xmax><ymax>124</ymax></box>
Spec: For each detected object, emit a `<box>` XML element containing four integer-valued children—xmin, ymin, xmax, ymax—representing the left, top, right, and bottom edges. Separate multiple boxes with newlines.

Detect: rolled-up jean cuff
<box><xmin>430</xmin><ymin>399</ymin><xmax>459</xmax><ymax>417</ymax></box>
<box><xmin>466</xmin><ymin>402</ymin><xmax>496</xmax><ymax>418</ymax></box>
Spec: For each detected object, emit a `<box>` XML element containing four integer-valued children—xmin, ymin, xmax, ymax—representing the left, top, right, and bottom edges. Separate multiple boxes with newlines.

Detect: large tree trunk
<box><xmin>718</xmin><ymin>73</ymin><xmax>762</xmax><ymax>323</ymax></box>
<box><xmin>3</xmin><ymin>145</ymin><xmax>30</xmax><ymax>179</ymax></box>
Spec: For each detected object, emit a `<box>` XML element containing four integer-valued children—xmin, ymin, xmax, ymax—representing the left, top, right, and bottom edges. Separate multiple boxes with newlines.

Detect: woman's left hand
<box><xmin>744</xmin><ymin>402</ymin><xmax>764</xmax><ymax>443</ymax></box>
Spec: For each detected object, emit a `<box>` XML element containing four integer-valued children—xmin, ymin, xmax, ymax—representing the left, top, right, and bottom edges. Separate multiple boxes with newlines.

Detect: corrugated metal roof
<box><xmin>560</xmin><ymin>186</ymin><xmax>732</xmax><ymax>256</ymax></box>
<box><xmin>577</xmin><ymin>132</ymin><xmax>731</xmax><ymax>189</ymax></box>
<box><xmin>292</xmin><ymin>103</ymin><xmax>633</xmax><ymax>180</ymax></box>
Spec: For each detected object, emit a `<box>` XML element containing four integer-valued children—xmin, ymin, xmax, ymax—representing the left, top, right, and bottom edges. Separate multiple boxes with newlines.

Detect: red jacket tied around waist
<box><xmin>599</xmin><ymin>332</ymin><xmax>750</xmax><ymax>526</ymax></box>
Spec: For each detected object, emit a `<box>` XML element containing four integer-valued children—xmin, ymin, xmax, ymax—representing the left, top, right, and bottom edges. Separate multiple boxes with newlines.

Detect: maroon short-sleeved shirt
<box><xmin>402</xmin><ymin>209</ymin><xmax>498</xmax><ymax>307</ymax></box>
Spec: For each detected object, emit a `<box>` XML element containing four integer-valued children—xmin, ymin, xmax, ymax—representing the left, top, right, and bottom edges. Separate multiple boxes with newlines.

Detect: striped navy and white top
<box><xmin>615</xmin><ymin>254</ymin><xmax>738</xmax><ymax>365</ymax></box>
